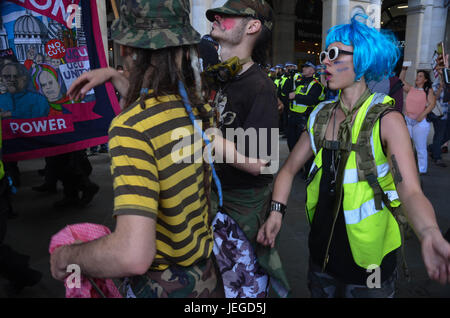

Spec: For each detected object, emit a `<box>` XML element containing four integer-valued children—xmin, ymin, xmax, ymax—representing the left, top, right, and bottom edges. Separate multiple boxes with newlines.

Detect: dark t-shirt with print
<box><xmin>213</xmin><ymin>64</ymin><xmax>279</xmax><ymax>190</ymax></box>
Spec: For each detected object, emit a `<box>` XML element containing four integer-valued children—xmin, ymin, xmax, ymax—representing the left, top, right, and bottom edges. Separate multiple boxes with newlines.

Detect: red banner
<box><xmin>7</xmin><ymin>0</ymin><xmax>81</xmax><ymax>28</ymax></box>
<box><xmin>1</xmin><ymin>0</ymin><xmax>121</xmax><ymax>161</ymax></box>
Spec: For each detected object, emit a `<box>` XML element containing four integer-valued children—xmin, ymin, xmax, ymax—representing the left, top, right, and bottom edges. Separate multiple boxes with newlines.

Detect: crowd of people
<box><xmin>0</xmin><ymin>0</ymin><xmax>449</xmax><ymax>299</ymax></box>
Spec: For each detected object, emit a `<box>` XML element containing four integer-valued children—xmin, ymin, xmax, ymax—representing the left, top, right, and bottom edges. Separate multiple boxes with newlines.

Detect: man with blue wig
<box><xmin>258</xmin><ymin>15</ymin><xmax>450</xmax><ymax>297</ymax></box>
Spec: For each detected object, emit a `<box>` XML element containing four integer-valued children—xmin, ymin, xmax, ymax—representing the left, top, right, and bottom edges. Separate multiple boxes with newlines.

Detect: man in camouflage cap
<box><xmin>206</xmin><ymin>0</ymin><xmax>274</xmax><ymax>32</ymax></box>
<box><xmin>206</xmin><ymin>0</ymin><xmax>291</xmax><ymax>297</ymax></box>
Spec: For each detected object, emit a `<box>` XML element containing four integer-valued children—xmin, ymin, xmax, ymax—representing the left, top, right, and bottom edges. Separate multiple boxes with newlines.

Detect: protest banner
<box><xmin>0</xmin><ymin>0</ymin><xmax>120</xmax><ymax>161</ymax></box>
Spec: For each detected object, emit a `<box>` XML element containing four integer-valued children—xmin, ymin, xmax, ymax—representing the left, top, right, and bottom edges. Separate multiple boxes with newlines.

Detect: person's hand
<box><xmin>50</xmin><ymin>241</ymin><xmax>83</xmax><ymax>281</ymax></box>
<box><xmin>277</xmin><ymin>99</ymin><xmax>284</xmax><ymax>113</ymax></box>
<box><xmin>244</xmin><ymin>158</ymin><xmax>269</xmax><ymax>176</ymax></box>
<box><xmin>420</xmin><ymin>227</ymin><xmax>450</xmax><ymax>284</ymax></box>
<box><xmin>67</xmin><ymin>67</ymin><xmax>116</xmax><ymax>101</ymax></box>
<box><xmin>50</xmin><ymin>246</ymin><xmax>70</xmax><ymax>281</ymax></box>
<box><xmin>416</xmin><ymin>115</ymin><xmax>425</xmax><ymax>123</ymax></box>
<box><xmin>289</xmin><ymin>92</ymin><xmax>296</xmax><ymax>100</ymax></box>
<box><xmin>257</xmin><ymin>211</ymin><xmax>283</xmax><ymax>248</ymax></box>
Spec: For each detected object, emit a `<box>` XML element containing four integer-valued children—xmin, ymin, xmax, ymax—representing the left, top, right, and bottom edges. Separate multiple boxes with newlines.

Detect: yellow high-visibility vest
<box><xmin>290</xmin><ymin>79</ymin><xmax>324</xmax><ymax>113</ymax></box>
<box><xmin>306</xmin><ymin>93</ymin><xmax>401</xmax><ymax>269</ymax></box>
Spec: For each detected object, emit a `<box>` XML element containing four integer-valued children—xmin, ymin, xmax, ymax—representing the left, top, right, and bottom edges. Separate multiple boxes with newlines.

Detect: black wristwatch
<box><xmin>270</xmin><ymin>200</ymin><xmax>287</xmax><ymax>217</ymax></box>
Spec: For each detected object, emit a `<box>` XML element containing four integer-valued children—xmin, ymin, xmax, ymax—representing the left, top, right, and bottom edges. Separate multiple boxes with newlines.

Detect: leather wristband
<box><xmin>270</xmin><ymin>200</ymin><xmax>287</xmax><ymax>217</ymax></box>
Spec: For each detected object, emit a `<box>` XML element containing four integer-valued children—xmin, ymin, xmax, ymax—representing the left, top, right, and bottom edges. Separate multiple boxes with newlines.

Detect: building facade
<box><xmin>104</xmin><ymin>0</ymin><xmax>448</xmax><ymax>83</ymax></box>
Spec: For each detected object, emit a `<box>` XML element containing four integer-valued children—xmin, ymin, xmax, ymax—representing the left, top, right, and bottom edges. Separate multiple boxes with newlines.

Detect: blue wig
<box><xmin>325</xmin><ymin>14</ymin><xmax>401</xmax><ymax>82</ymax></box>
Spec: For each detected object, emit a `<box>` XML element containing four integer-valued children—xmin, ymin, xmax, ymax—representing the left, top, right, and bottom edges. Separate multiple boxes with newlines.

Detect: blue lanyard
<box><xmin>178</xmin><ymin>81</ymin><xmax>223</xmax><ymax>207</ymax></box>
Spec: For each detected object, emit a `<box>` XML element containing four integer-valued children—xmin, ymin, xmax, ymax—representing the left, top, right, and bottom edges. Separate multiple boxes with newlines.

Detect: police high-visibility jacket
<box><xmin>290</xmin><ymin>77</ymin><xmax>324</xmax><ymax>113</ymax></box>
<box><xmin>306</xmin><ymin>93</ymin><xmax>402</xmax><ymax>269</ymax></box>
<box><xmin>279</xmin><ymin>75</ymin><xmax>288</xmax><ymax>97</ymax></box>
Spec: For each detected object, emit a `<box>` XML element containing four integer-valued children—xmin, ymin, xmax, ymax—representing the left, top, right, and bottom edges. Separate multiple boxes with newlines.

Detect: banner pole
<box><xmin>96</xmin><ymin>0</ymin><xmax>109</xmax><ymax>67</ymax></box>
<box><xmin>111</xmin><ymin>0</ymin><xmax>119</xmax><ymax>20</ymax></box>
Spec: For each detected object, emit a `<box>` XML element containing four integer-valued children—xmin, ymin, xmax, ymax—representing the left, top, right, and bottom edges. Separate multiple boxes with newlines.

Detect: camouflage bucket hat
<box><xmin>111</xmin><ymin>0</ymin><xmax>201</xmax><ymax>50</ymax></box>
<box><xmin>206</xmin><ymin>0</ymin><xmax>274</xmax><ymax>31</ymax></box>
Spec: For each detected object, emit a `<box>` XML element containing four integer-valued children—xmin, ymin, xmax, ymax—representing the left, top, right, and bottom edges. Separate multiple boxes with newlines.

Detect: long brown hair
<box><xmin>123</xmin><ymin>45</ymin><xmax>213</xmax><ymax>217</ymax></box>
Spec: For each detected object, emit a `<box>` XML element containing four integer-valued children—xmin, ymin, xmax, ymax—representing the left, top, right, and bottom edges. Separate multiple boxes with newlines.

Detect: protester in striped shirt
<box><xmin>50</xmin><ymin>0</ymin><xmax>267</xmax><ymax>298</ymax></box>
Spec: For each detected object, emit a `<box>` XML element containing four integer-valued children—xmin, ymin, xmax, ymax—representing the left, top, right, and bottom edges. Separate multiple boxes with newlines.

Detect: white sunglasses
<box><xmin>319</xmin><ymin>46</ymin><xmax>354</xmax><ymax>64</ymax></box>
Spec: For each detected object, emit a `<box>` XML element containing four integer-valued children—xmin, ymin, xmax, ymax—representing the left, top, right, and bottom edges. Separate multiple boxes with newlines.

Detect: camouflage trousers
<box><xmin>119</xmin><ymin>257</ymin><xmax>224</xmax><ymax>298</ymax></box>
<box><xmin>307</xmin><ymin>261</ymin><xmax>397</xmax><ymax>298</ymax></box>
<box><xmin>211</xmin><ymin>186</ymin><xmax>291</xmax><ymax>297</ymax></box>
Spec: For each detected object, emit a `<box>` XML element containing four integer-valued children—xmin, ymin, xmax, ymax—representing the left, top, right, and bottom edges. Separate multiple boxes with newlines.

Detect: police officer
<box><xmin>273</xmin><ymin>64</ymin><xmax>284</xmax><ymax>90</ymax></box>
<box><xmin>286</xmin><ymin>61</ymin><xmax>324</xmax><ymax>151</ymax></box>
<box><xmin>268</xmin><ymin>67</ymin><xmax>277</xmax><ymax>81</ymax></box>
<box><xmin>279</xmin><ymin>62</ymin><xmax>300</xmax><ymax>138</ymax></box>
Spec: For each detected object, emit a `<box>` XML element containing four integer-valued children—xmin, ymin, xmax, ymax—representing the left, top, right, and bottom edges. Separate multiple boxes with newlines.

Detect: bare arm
<box><xmin>210</xmin><ymin>133</ymin><xmax>268</xmax><ymax>176</ymax></box>
<box><xmin>50</xmin><ymin>215</ymin><xmax>156</xmax><ymax>280</ymax></box>
<box><xmin>381</xmin><ymin>112</ymin><xmax>450</xmax><ymax>284</ymax></box>
<box><xmin>399</xmin><ymin>67</ymin><xmax>412</xmax><ymax>93</ymax></box>
<box><xmin>434</xmin><ymin>70</ymin><xmax>445</xmax><ymax>97</ymax></box>
<box><xmin>67</xmin><ymin>67</ymin><xmax>130</xmax><ymax>101</ymax></box>
<box><xmin>416</xmin><ymin>90</ymin><xmax>436</xmax><ymax>122</ymax></box>
<box><xmin>257</xmin><ymin>131</ymin><xmax>314</xmax><ymax>247</ymax></box>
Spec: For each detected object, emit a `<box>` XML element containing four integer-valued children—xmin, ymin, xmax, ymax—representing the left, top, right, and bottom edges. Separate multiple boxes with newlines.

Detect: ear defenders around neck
<box><xmin>203</xmin><ymin>56</ymin><xmax>252</xmax><ymax>86</ymax></box>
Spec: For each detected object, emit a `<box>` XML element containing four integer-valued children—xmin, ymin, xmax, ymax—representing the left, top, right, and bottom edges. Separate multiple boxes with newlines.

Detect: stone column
<box><xmin>191</xmin><ymin>0</ymin><xmax>213</xmax><ymax>36</ymax></box>
<box><xmin>336</xmin><ymin>0</ymin><xmax>350</xmax><ymax>24</ymax></box>
<box><xmin>417</xmin><ymin>0</ymin><xmax>434</xmax><ymax>70</ymax></box>
<box><xmin>403</xmin><ymin>0</ymin><xmax>428</xmax><ymax>83</ymax></box>
<box><xmin>322</xmin><ymin>0</ymin><xmax>338</xmax><ymax>48</ymax></box>
<box><xmin>272</xmin><ymin>0</ymin><xmax>297</xmax><ymax>65</ymax></box>
<box><xmin>273</xmin><ymin>12</ymin><xmax>297</xmax><ymax>65</ymax></box>
<box><xmin>322</xmin><ymin>0</ymin><xmax>381</xmax><ymax>48</ymax></box>
<box><xmin>190</xmin><ymin>0</ymin><xmax>228</xmax><ymax>37</ymax></box>
<box><xmin>212</xmin><ymin>0</ymin><xmax>227</xmax><ymax>7</ymax></box>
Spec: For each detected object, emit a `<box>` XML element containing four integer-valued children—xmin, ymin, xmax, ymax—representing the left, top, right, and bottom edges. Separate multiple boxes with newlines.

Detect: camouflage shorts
<box><xmin>307</xmin><ymin>261</ymin><xmax>397</xmax><ymax>298</ymax></box>
<box><xmin>211</xmin><ymin>186</ymin><xmax>291</xmax><ymax>297</ymax></box>
<box><xmin>120</xmin><ymin>257</ymin><xmax>224</xmax><ymax>298</ymax></box>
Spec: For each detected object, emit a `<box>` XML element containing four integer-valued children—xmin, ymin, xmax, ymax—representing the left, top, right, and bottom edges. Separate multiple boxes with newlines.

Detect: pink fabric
<box><xmin>405</xmin><ymin>88</ymin><xmax>427</xmax><ymax>120</ymax></box>
<box><xmin>49</xmin><ymin>223</ymin><xmax>122</xmax><ymax>298</ymax></box>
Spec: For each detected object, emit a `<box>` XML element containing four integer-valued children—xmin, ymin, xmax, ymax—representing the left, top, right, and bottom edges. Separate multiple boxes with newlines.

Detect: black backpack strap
<box><xmin>354</xmin><ymin>102</ymin><xmax>395</xmax><ymax>211</ymax></box>
<box><xmin>312</xmin><ymin>101</ymin><xmax>338</xmax><ymax>153</ymax></box>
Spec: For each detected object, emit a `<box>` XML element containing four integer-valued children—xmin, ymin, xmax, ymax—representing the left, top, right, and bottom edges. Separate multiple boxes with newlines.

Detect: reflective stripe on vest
<box><xmin>274</xmin><ymin>78</ymin><xmax>281</xmax><ymax>88</ymax></box>
<box><xmin>290</xmin><ymin>80</ymin><xmax>320</xmax><ymax>113</ymax></box>
<box><xmin>280</xmin><ymin>76</ymin><xmax>288</xmax><ymax>96</ymax></box>
<box><xmin>306</xmin><ymin>93</ymin><xmax>402</xmax><ymax>269</ymax></box>
<box><xmin>307</xmin><ymin>100</ymin><xmax>335</xmax><ymax>154</ymax></box>
<box><xmin>344</xmin><ymin>190</ymin><xmax>399</xmax><ymax>224</ymax></box>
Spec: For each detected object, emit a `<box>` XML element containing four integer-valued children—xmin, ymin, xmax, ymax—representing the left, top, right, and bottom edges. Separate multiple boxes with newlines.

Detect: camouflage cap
<box><xmin>206</xmin><ymin>0</ymin><xmax>274</xmax><ymax>31</ymax></box>
<box><xmin>111</xmin><ymin>0</ymin><xmax>201</xmax><ymax>50</ymax></box>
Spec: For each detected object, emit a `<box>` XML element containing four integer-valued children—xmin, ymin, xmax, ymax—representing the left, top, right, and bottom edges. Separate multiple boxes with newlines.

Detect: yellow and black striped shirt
<box><xmin>109</xmin><ymin>93</ymin><xmax>213</xmax><ymax>271</ymax></box>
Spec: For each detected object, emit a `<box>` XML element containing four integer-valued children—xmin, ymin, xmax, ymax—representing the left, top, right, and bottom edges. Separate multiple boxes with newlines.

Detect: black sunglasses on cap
<box><xmin>320</xmin><ymin>46</ymin><xmax>354</xmax><ymax>64</ymax></box>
